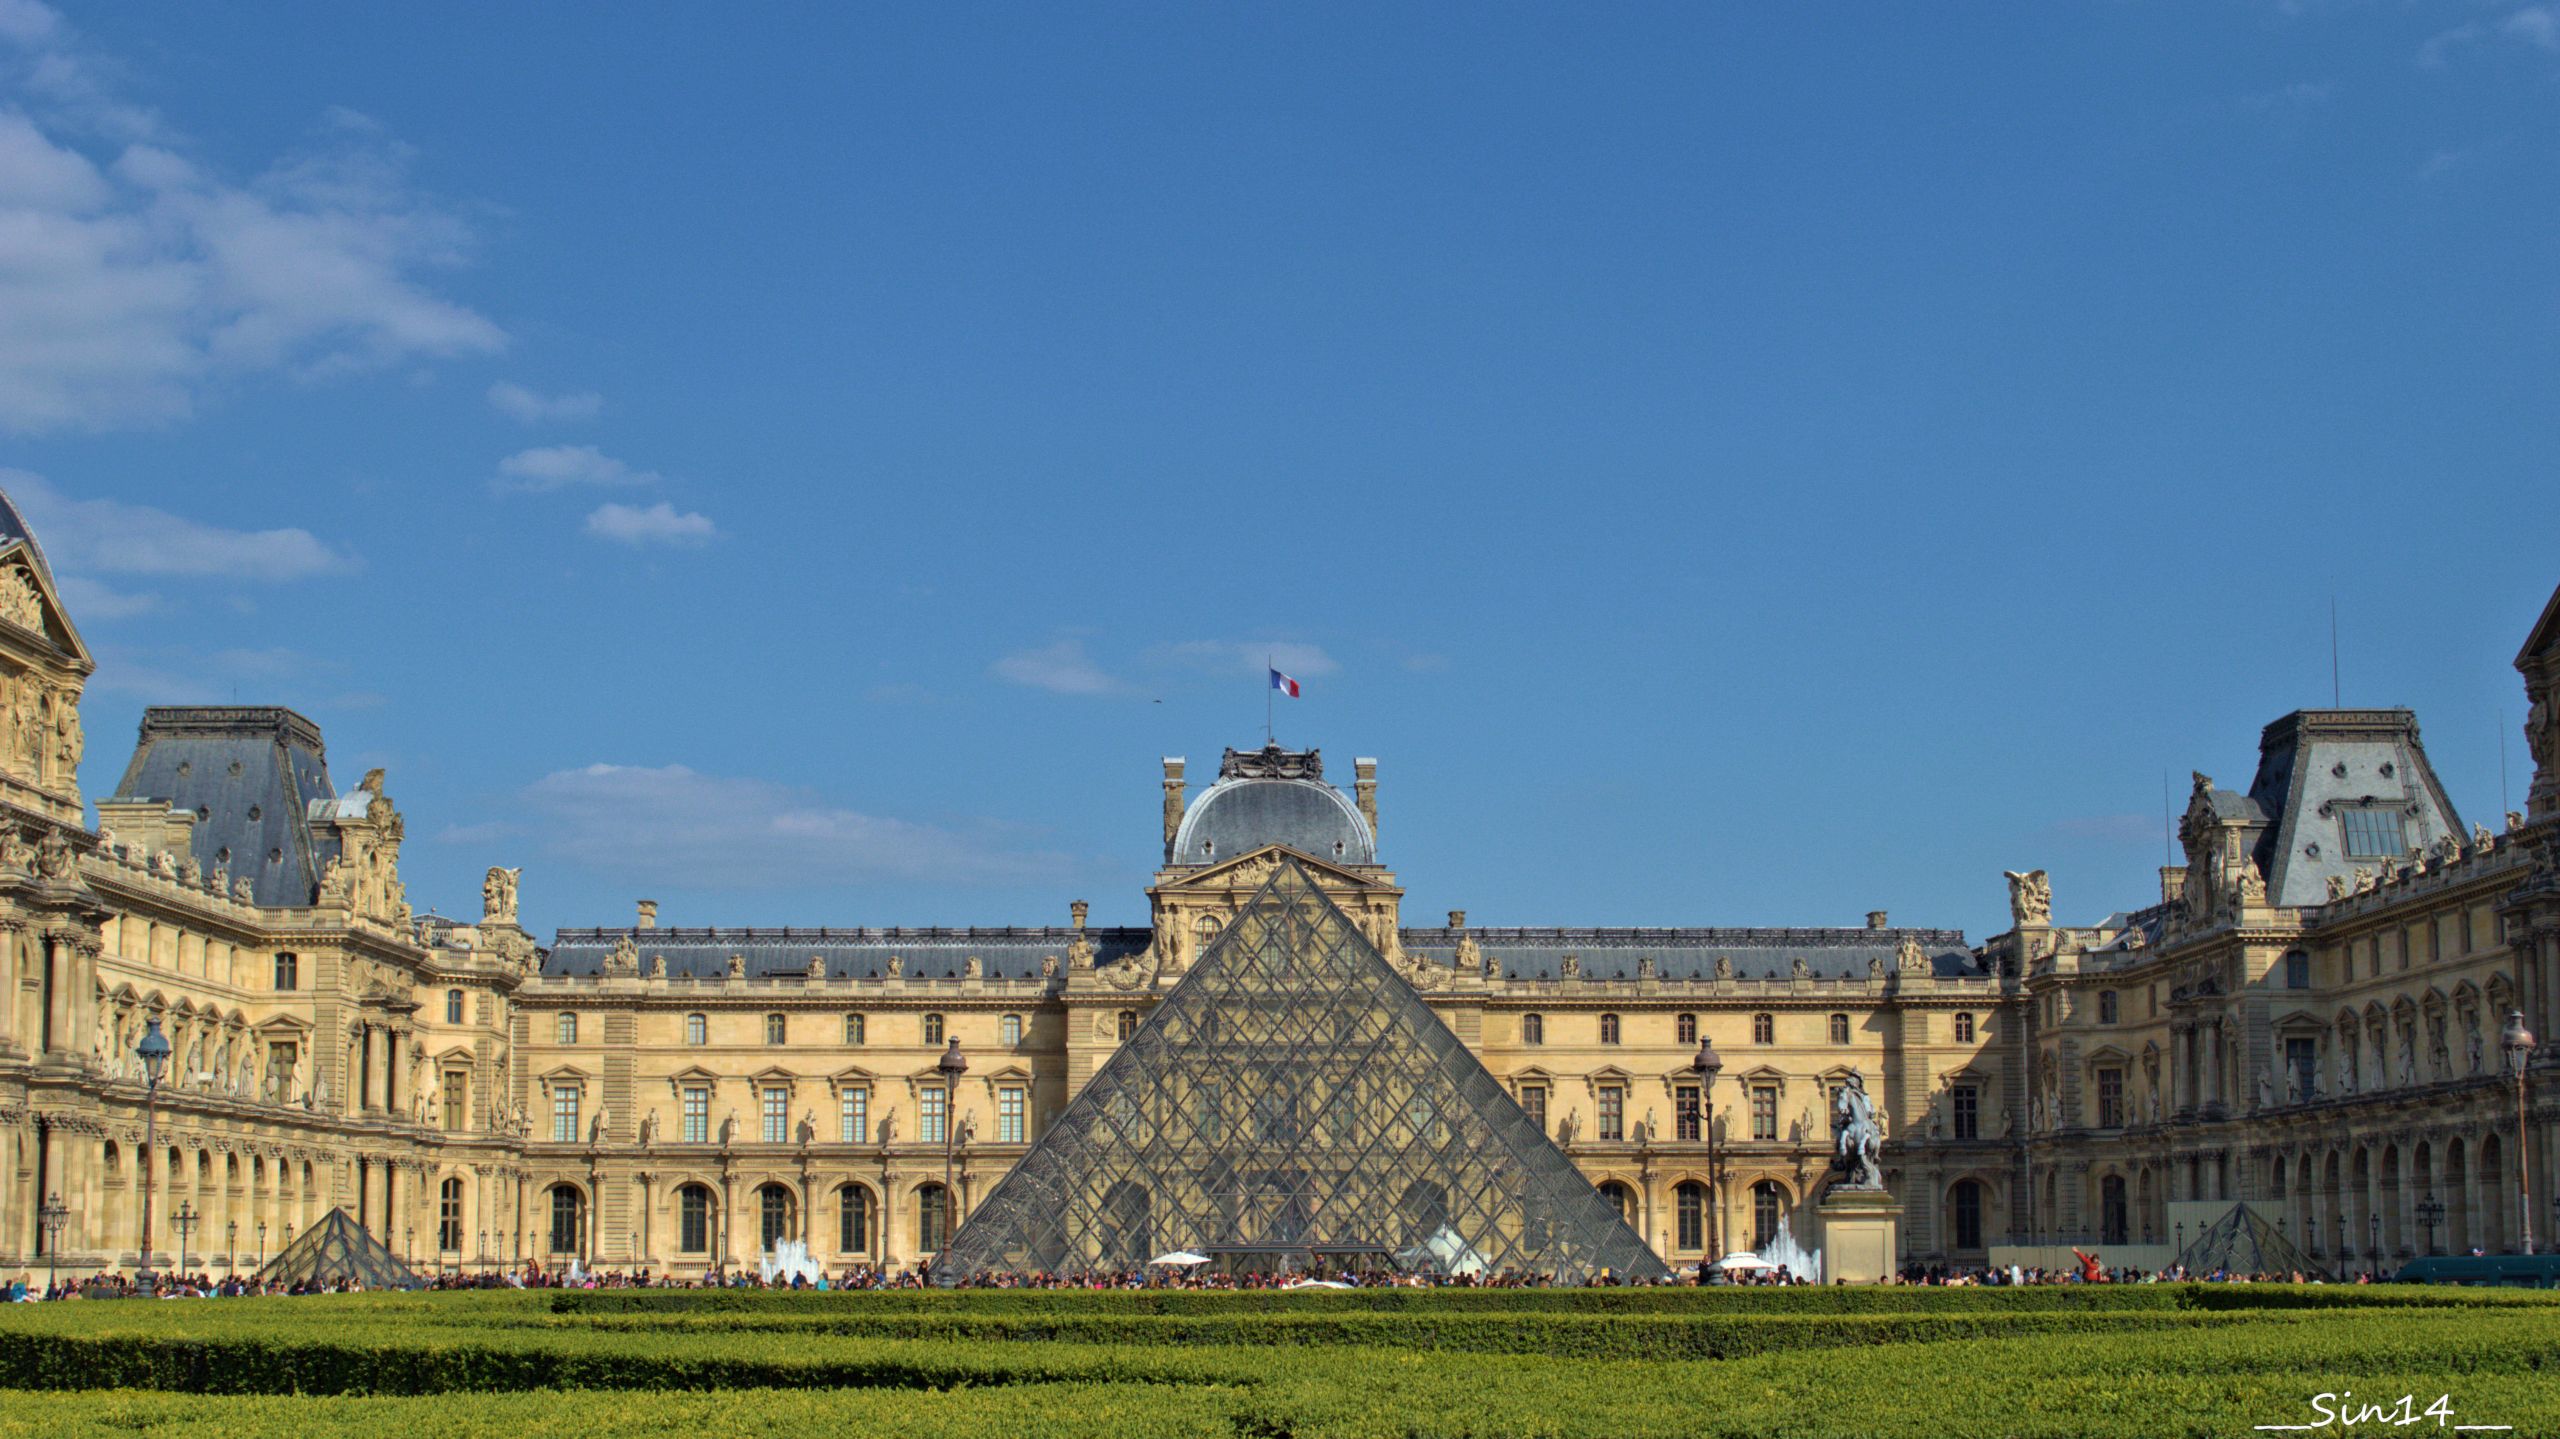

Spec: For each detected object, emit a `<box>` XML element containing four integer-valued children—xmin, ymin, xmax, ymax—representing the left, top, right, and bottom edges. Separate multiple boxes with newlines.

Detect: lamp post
<box><xmin>1689</xmin><ymin>1036</ymin><xmax>1725</xmax><ymax>1266</ymax></box>
<box><xmin>2501</xmin><ymin>1011</ymin><xmax>2536</xmax><ymax>1255</ymax></box>
<box><xmin>225</xmin><ymin>1219</ymin><xmax>236</xmax><ymax>1274</ymax></box>
<box><xmin>135</xmin><ymin>1018</ymin><xmax>171</xmax><ymax>1288</ymax></box>
<box><xmin>404</xmin><ymin>1225</ymin><xmax>414</xmax><ymax>1265</ymax></box>
<box><xmin>935</xmin><ymin>1037</ymin><xmax>968</xmax><ymax>1271</ymax></box>
<box><xmin>257</xmin><ymin>1219</ymin><xmax>267</xmax><ymax>1270</ymax></box>
<box><xmin>38</xmin><ymin>1192</ymin><xmax>67</xmax><ymax>1296</ymax></box>
<box><xmin>2416</xmin><ymin>1194</ymin><xmax>2446</xmax><ymax>1257</ymax></box>
<box><xmin>173</xmin><ymin>1200</ymin><xmax>197</xmax><ymax>1283</ymax></box>
<box><xmin>2367</xmin><ymin>1211</ymin><xmax>2382</xmax><ymax>1276</ymax></box>
<box><xmin>478</xmin><ymin>1227</ymin><xmax>489</xmax><ymax>1275</ymax></box>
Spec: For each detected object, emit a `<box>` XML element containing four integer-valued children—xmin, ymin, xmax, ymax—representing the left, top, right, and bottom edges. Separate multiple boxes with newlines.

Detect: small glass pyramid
<box><xmin>936</xmin><ymin>855</ymin><xmax>1669</xmax><ymax>1283</ymax></box>
<box><xmin>252</xmin><ymin>1205</ymin><xmax>425</xmax><ymax>1290</ymax></box>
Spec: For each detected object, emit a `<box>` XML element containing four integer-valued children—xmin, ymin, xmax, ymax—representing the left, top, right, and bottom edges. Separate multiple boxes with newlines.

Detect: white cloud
<box><xmin>496</xmin><ymin>444</ymin><xmax>654</xmax><ymax>492</ymax></box>
<box><xmin>3</xmin><ymin>467</ymin><xmax>357</xmax><ymax>581</ymax></box>
<box><xmin>991</xmin><ymin>638</ymin><xmax>1117</xmax><ymax>695</ymax></box>
<box><xmin>584</xmin><ymin>500</ymin><xmax>716</xmax><ymax>546</ymax></box>
<box><xmin>487</xmin><ymin>381</ymin><xmax>602</xmax><ymax>425</ymax></box>
<box><xmin>0</xmin><ymin>8</ymin><xmax>503</xmax><ymax>432</ymax></box>
<box><xmin>518</xmin><ymin>762</ymin><xmax>1067</xmax><ymax>888</ymax></box>
<box><xmin>53</xmin><ymin>572</ymin><xmax>155</xmax><ymax>619</ymax></box>
<box><xmin>1148</xmin><ymin>639</ymin><xmax>1341</xmax><ymax>680</ymax></box>
<box><xmin>2420</xmin><ymin>9</ymin><xmax>2559</xmax><ymax>66</ymax></box>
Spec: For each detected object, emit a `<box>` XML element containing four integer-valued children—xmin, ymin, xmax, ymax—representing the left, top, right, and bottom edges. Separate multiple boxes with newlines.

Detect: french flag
<box><xmin>1269</xmin><ymin>668</ymin><xmax>1300</xmax><ymax>698</ymax></box>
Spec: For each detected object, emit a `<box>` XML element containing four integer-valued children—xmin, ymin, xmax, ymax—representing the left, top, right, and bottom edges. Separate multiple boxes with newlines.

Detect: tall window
<box><xmin>438</xmin><ymin>1177</ymin><xmax>464</xmax><ymax>1252</ymax></box>
<box><xmin>760</xmin><ymin>1085</ymin><xmax>789</xmax><ymax>1144</ymax></box>
<box><xmin>445</xmin><ymin>990</ymin><xmax>464</xmax><ymax>1024</ymax></box>
<box><xmin>2100</xmin><ymin>1175</ymin><xmax>2129</xmax><ymax>1244</ymax></box>
<box><xmin>441</xmin><ymin>1072</ymin><xmax>467</xmax><ymax>1131</ymax></box>
<box><xmin>1001</xmin><ymin>1013</ymin><xmax>1022</xmax><ymax>1047</ymax></box>
<box><xmin>1752</xmin><ymin>1013</ymin><xmax>1774</xmax><ymax>1045</ymax></box>
<box><xmin>2341</xmin><ymin>807</ymin><xmax>2406</xmax><ymax>858</ymax></box>
<box><xmin>918</xmin><ymin>1184</ymin><xmax>950</xmax><ymax>1251</ymax></box>
<box><xmin>2098</xmin><ymin>990</ymin><xmax>2119</xmax><ymax>1025</ymax></box>
<box><xmin>1599</xmin><ymin>1013</ymin><xmax>1621</xmax><ymax>1045</ymax></box>
<box><xmin>839</xmin><ymin>1185</ymin><xmax>870</xmax><ymax>1252</ymax></box>
<box><xmin>1749</xmin><ymin>1084</ymin><xmax>1778</xmax><ymax>1141</ymax></box>
<box><xmin>1954</xmin><ymin>1013</ymin><xmax>1976</xmax><ymax>1043</ymax></box>
<box><xmin>1674</xmin><ymin>1083</ymin><xmax>1701</xmax><ymax>1142</ymax></box>
<box><xmin>921</xmin><ymin>1084</ymin><xmax>947</xmax><ymax>1145</ymax></box>
<box><xmin>759</xmin><ymin>1185</ymin><xmax>791</xmax><ymax>1251</ymax></box>
<box><xmin>2284</xmin><ymin>952</ymin><xmax>2310</xmax><ymax>990</ymax></box>
<box><xmin>1676</xmin><ymin>1013</ymin><xmax>1697</xmax><ymax>1045</ymax></box>
<box><xmin>1598</xmin><ymin>1085</ymin><xmax>1624</xmax><ymax>1142</ymax></box>
<box><xmin>1521</xmin><ymin>1013</ymin><xmax>1545</xmax><ymax>1045</ymax></box>
<box><xmin>998</xmin><ymin>1084</ymin><xmax>1025</xmax><ymax>1144</ymax></box>
<box><xmin>679</xmin><ymin>1184</ymin><xmax>712</xmax><ymax>1253</ymax></box>
<box><xmin>556</xmin><ymin>1013</ymin><xmax>578</xmax><ymax>1045</ymax></box>
<box><xmin>764</xmin><ymin>1013</ymin><xmax>787</xmax><ymax>1046</ymax></box>
<box><xmin>1952</xmin><ymin>1085</ymin><xmax>1979</xmax><ymax>1140</ymax></box>
<box><xmin>550</xmin><ymin>1085</ymin><xmax>579</xmax><ymax>1143</ymax></box>
<box><xmin>1116</xmin><ymin>1011</ymin><xmax>1138</xmax><ymax>1041</ymax></box>
<box><xmin>685</xmin><ymin>1013</ymin><xmax>706</xmax><ymax>1045</ymax></box>
<box><xmin>1752</xmin><ymin>1180</ymin><xmax>1784</xmax><ymax>1251</ymax></box>
<box><xmin>1520</xmin><ymin>1084</ymin><xmax>1547</xmax><ymax>1133</ymax></box>
<box><xmin>2285</xmin><ymin>1037</ymin><xmax>2317</xmax><ymax>1101</ymax></box>
<box><xmin>273</xmin><ymin>952</ymin><xmax>298</xmax><ymax>990</ymax></box>
<box><xmin>844</xmin><ymin>1014</ymin><xmax>865</xmax><ymax>1045</ymax></box>
<box><xmin>922</xmin><ymin>1013</ymin><xmax>945</xmax><ymax>1045</ymax></box>
<box><xmin>2097</xmin><ymin>1068</ymin><xmax>2125</xmax><ymax>1128</ymax></box>
<box><xmin>1598</xmin><ymin>1180</ymin><xmax>1635</xmax><ymax>1227</ymax></box>
<box><xmin>1675</xmin><ymin>1180</ymin><xmax>1705</xmax><ymax>1251</ymax></box>
<box><xmin>839</xmin><ymin>1087</ymin><xmax>868</xmax><ymax>1143</ymax></box>
<box><xmin>682</xmin><ymin>1084</ymin><xmax>710</xmax><ymax>1143</ymax></box>
<box><xmin>548</xmin><ymin>1186</ymin><xmax>582</xmax><ymax>1255</ymax></box>
<box><xmin>1950</xmin><ymin>1179</ymin><xmax>1984</xmax><ymax>1250</ymax></box>
<box><xmin>1194</xmin><ymin>1083</ymin><xmax>1223</xmax><ymax>1143</ymax></box>
<box><xmin>1828</xmin><ymin>1013</ymin><xmax>1851</xmax><ymax>1045</ymax></box>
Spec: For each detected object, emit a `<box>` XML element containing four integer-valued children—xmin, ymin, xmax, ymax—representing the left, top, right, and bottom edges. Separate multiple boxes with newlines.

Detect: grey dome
<box><xmin>0</xmin><ymin>485</ymin><xmax>53</xmax><ymax>582</ymax></box>
<box><xmin>1172</xmin><ymin>777</ymin><xmax>1375</xmax><ymax>866</ymax></box>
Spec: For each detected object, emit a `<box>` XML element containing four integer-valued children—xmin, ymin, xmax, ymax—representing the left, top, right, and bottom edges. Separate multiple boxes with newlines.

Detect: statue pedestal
<box><xmin>1816</xmin><ymin>1190</ymin><xmax>1902</xmax><ymax>1283</ymax></box>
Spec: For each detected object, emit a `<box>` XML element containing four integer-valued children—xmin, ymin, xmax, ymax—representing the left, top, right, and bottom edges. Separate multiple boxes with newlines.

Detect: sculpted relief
<box><xmin>2003</xmin><ymin>869</ymin><xmax>2052</xmax><ymax>928</ymax></box>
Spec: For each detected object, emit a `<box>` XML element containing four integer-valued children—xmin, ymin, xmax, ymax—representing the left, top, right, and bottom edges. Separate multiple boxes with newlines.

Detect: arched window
<box><xmin>437</xmin><ymin>1177</ymin><xmax>464</xmax><ymax>1252</ymax></box>
<box><xmin>1828</xmin><ymin>1013</ymin><xmax>1851</xmax><ymax>1045</ymax></box>
<box><xmin>1949</xmin><ymin>1179</ymin><xmax>1984</xmax><ymax>1251</ymax></box>
<box><xmin>1599</xmin><ymin>1013</ymin><xmax>1621</xmax><ymax>1045</ymax></box>
<box><xmin>1676</xmin><ymin>1013</ymin><xmax>1697</xmax><ymax>1045</ymax></box>
<box><xmin>1675</xmin><ymin>1180</ymin><xmax>1706</xmax><ymax>1251</ymax></box>
<box><xmin>1752</xmin><ymin>1180</ymin><xmax>1786</xmax><ymax>1252</ymax></box>
<box><xmin>445</xmin><ymin>990</ymin><xmax>464</xmax><ymax>1025</ymax></box>
<box><xmin>1597</xmin><ymin>1180</ymin><xmax>1636</xmax><ymax>1228</ymax></box>
<box><xmin>1000</xmin><ymin>1013</ymin><xmax>1022</xmax><ymax>1047</ymax></box>
<box><xmin>678</xmin><ymin>1183</ymin><xmax>714</xmax><ymax>1254</ymax></box>
<box><xmin>1116</xmin><ymin>1011</ymin><xmax>1138</xmax><ymax>1041</ymax></box>
<box><xmin>556</xmin><ymin>1013</ymin><xmax>577</xmax><ymax>1045</ymax></box>
<box><xmin>1954</xmin><ymin>1013</ymin><xmax>1976</xmax><ymax>1043</ymax></box>
<box><xmin>922</xmin><ymin>1013</ymin><xmax>945</xmax><ymax>1046</ymax></box>
<box><xmin>1193</xmin><ymin>914</ymin><xmax>1223</xmax><ymax>950</ymax></box>
<box><xmin>685</xmin><ymin>1013</ymin><xmax>706</xmax><ymax>1046</ymax></box>
<box><xmin>764</xmin><ymin>1013</ymin><xmax>787</xmax><ymax>1046</ymax></box>
<box><xmin>839</xmin><ymin>1184</ymin><xmax>871</xmax><ymax>1253</ymax></box>
<box><xmin>546</xmin><ymin>1185</ymin><xmax>583</xmax><ymax>1255</ymax></box>
<box><xmin>1521</xmin><ymin>1013</ymin><xmax>1545</xmax><ymax>1045</ymax></box>
<box><xmin>1752</xmin><ymin>1013</ymin><xmax>1774</xmax><ymax>1045</ymax></box>
<box><xmin>844</xmin><ymin>1013</ymin><xmax>865</xmax><ymax>1045</ymax></box>
<box><xmin>757</xmin><ymin>1183</ymin><xmax>793</xmax><ymax>1252</ymax></box>
<box><xmin>918</xmin><ymin>1183</ymin><xmax>951</xmax><ymax>1252</ymax></box>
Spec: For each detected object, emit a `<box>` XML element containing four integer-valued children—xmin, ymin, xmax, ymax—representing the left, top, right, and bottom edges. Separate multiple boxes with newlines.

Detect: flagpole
<box><xmin>1265</xmin><ymin>653</ymin><xmax>1274</xmax><ymax>746</ymax></box>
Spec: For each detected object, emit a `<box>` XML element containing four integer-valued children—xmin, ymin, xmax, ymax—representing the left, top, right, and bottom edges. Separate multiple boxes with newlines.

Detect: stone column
<box><xmin>0</xmin><ymin>919</ymin><xmax>21</xmax><ymax>1058</ymax></box>
<box><xmin>2206</xmin><ymin>1019</ymin><xmax>2226</xmax><ymax>1109</ymax></box>
<box><xmin>41</xmin><ymin>931</ymin><xmax>73</xmax><ymax>1058</ymax></box>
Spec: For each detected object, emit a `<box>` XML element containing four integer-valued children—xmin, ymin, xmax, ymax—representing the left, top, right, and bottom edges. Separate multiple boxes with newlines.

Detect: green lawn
<box><xmin>1</xmin><ymin>1285</ymin><xmax>2552</xmax><ymax>1437</ymax></box>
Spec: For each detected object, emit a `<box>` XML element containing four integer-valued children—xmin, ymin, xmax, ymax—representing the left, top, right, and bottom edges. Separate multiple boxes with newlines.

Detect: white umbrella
<box><xmin>1708</xmin><ymin>1253</ymin><xmax>1778</xmax><ymax>1271</ymax></box>
<box><xmin>1282</xmin><ymin>1278</ymin><xmax>1354</xmax><ymax>1289</ymax></box>
<box><xmin>1148</xmin><ymin>1250</ymin><xmax>1212</xmax><ymax>1267</ymax></box>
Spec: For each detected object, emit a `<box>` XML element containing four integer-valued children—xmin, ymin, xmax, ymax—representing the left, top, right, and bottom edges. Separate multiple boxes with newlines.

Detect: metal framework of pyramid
<box><xmin>936</xmin><ymin>855</ymin><xmax>1669</xmax><ymax>1283</ymax></box>
<box><xmin>2174</xmin><ymin>1201</ymin><xmax>2332</xmax><ymax>1280</ymax></box>
<box><xmin>252</xmin><ymin>1206</ymin><xmax>424</xmax><ymax>1290</ymax></box>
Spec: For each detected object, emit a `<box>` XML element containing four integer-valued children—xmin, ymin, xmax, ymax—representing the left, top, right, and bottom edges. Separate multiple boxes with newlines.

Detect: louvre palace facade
<box><xmin>1</xmin><ymin>478</ymin><xmax>2556</xmax><ymax>1279</ymax></box>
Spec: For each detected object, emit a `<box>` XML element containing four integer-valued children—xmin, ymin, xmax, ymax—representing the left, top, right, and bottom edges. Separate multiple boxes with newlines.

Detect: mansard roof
<box><xmin>1403</xmin><ymin>925</ymin><xmax>1981</xmax><ymax>981</ymax></box>
<box><xmin>1170</xmin><ymin>745</ymin><xmax>1375</xmax><ymax>867</ymax></box>
<box><xmin>2245</xmin><ymin>708</ymin><xmax>2464</xmax><ymax>908</ymax></box>
<box><xmin>107</xmin><ymin>706</ymin><xmax>341</xmax><ymax>908</ymax></box>
<box><xmin>539</xmin><ymin>925</ymin><xmax>1153</xmax><ymax>980</ymax></box>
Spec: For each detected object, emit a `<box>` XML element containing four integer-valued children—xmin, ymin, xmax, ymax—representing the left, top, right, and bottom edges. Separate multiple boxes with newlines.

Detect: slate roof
<box><xmin>1171</xmin><ymin>776</ymin><xmax>1375</xmax><ymax>866</ymax></box>
<box><xmin>2246</xmin><ymin>710</ymin><xmax>2465</xmax><ymax>908</ymax></box>
<box><xmin>540</xmin><ymin>926</ymin><xmax>1156</xmax><ymax>980</ymax></box>
<box><xmin>0</xmin><ymin>487</ymin><xmax>53</xmax><ymax>583</ymax></box>
<box><xmin>1401</xmin><ymin>927</ymin><xmax>1982</xmax><ymax>982</ymax></box>
<box><xmin>106</xmin><ymin>707</ymin><xmax>341</xmax><ymax>908</ymax></box>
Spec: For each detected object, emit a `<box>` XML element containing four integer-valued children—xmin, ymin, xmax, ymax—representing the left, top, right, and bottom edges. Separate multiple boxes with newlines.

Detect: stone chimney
<box><xmin>2159</xmin><ymin>867</ymin><xmax>2187</xmax><ymax>907</ymax></box>
<box><xmin>1866</xmin><ymin>910</ymin><xmax>1888</xmax><ymax>930</ymax></box>
<box><xmin>637</xmin><ymin>899</ymin><xmax>658</xmax><ymax>930</ymax></box>
<box><xmin>1354</xmin><ymin>758</ymin><xmax>1379</xmax><ymax>845</ymax></box>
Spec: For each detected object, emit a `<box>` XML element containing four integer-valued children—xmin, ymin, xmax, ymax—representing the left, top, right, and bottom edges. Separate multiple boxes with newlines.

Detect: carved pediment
<box><xmin>1161</xmin><ymin>844</ymin><xmax>1378</xmax><ymax>893</ymax></box>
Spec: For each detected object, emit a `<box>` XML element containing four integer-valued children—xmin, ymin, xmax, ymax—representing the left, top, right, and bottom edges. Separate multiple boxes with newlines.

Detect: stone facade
<box><xmin>1</xmin><ymin>478</ymin><xmax>2554</xmax><ymax>1280</ymax></box>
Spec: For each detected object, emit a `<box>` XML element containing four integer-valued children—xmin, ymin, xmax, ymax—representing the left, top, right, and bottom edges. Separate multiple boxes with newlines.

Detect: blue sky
<box><xmin>1</xmin><ymin>2</ymin><xmax>2554</xmax><ymax>942</ymax></box>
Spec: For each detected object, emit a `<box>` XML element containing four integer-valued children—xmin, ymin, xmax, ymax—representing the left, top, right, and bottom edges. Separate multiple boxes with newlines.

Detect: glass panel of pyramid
<box><xmin>937</xmin><ymin>855</ymin><xmax>1669</xmax><ymax>1283</ymax></box>
<box><xmin>252</xmin><ymin>1205</ymin><xmax>424</xmax><ymax>1290</ymax></box>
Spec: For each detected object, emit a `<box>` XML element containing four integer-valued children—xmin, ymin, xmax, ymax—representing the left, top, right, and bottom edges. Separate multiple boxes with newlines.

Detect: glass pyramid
<box><xmin>936</xmin><ymin>855</ymin><xmax>1669</xmax><ymax>1283</ymax></box>
<box><xmin>2174</xmin><ymin>1201</ymin><xmax>2333</xmax><ymax>1280</ymax></box>
<box><xmin>252</xmin><ymin>1205</ymin><xmax>425</xmax><ymax>1290</ymax></box>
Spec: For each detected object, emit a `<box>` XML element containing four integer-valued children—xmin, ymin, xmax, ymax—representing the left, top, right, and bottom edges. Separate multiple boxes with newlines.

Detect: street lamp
<box><xmin>225</xmin><ymin>1219</ymin><xmax>236</xmax><ymax>1273</ymax></box>
<box><xmin>38</xmin><ymin>1192</ymin><xmax>67</xmax><ymax>1296</ymax></box>
<box><xmin>135</xmin><ymin>1018</ymin><xmax>171</xmax><ymax>1288</ymax></box>
<box><xmin>2416</xmin><ymin>1194</ymin><xmax>2446</xmax><ymax>1256</ymax></box>
<box><xmin>936</xmin><ymin>1037</ymin><xmax>968</xmax><ymax>1271</ymax></box>
<box><xmin>257</xmin><ymin>1219</ymin><xmax>267</xmax><ymax>1270</ymax></box>
<box><xmin>2367</xmin><ymin>1211</ymin><xmax>2382</xmax><ymax>1275</ymax></box>
<box><xmin>172</xmin><ymin>1200</ymin><xmax>198</xmax><ymax>1283</ymax></box>
<box><xmin>2501</xmin><ymin>1011</ymin><xmax>2536</xmax><ymax>1255</ymax></box>
<box><xmin>1689</xmin><ymin>1036</ymin><xmax>1725</xmax><ymax>1265</ymax></box>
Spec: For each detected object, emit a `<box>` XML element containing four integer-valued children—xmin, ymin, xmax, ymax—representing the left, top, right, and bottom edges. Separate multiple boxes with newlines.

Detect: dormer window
<box><xmin>2341</xmin><ymin>807</ymin><xmax>2406</xmax><ymax>858</ymax></box>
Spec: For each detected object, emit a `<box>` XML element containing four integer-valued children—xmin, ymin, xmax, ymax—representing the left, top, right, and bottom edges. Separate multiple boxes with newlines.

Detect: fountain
<box><xmin>1755</xmin><ymin>1214</ymin><xmax>1823</xmax><ymax>1283</ymax></box>
<box><xmin>758</xmin><ymin>1238</ymin><xmax>823</xmax><ymax>1286</ymax></box>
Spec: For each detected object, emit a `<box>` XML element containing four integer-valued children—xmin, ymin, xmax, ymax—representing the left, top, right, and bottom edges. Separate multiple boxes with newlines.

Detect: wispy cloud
<box><xmin>487</xmin><ymin>381</ymin><xmax>602</xmax><ymax>425</ymax></box>
<box><xmin>495</xmin><ymin>444</ymin><xmax>656</xmax><ymax>492</ymax></box>
<box><xmin>516</xmin><ymin>762</ymin><xmax>1070</xmax><ymax>888</ymax></box>
<box><xmin>3</xmin><ymin>468</ymin><xmax>358</xmax><ymax>595</ymax></box>
<box><xmin>991</xmin><ymin>638</ymin><xmax>1117</xmax><ymax>695</ymax></box>
<box><xmin>2420</xmin><ymin>7</ymin><xmax>2559</xmax><ymax>66</ymax></box>
<box><xmin>0</xmin><ymin>5</ymin><xmax>503</xmax><ymax>432</ymax></box>
<box><xmin>1147</xmin><ymin>639</ymin><xmax>1340</xmax><ymax>680</ymax></box>
<box><xmin>584</xmin><ymin>500</ymin><xmax>716</xmax><ymax>546</ymax></box>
